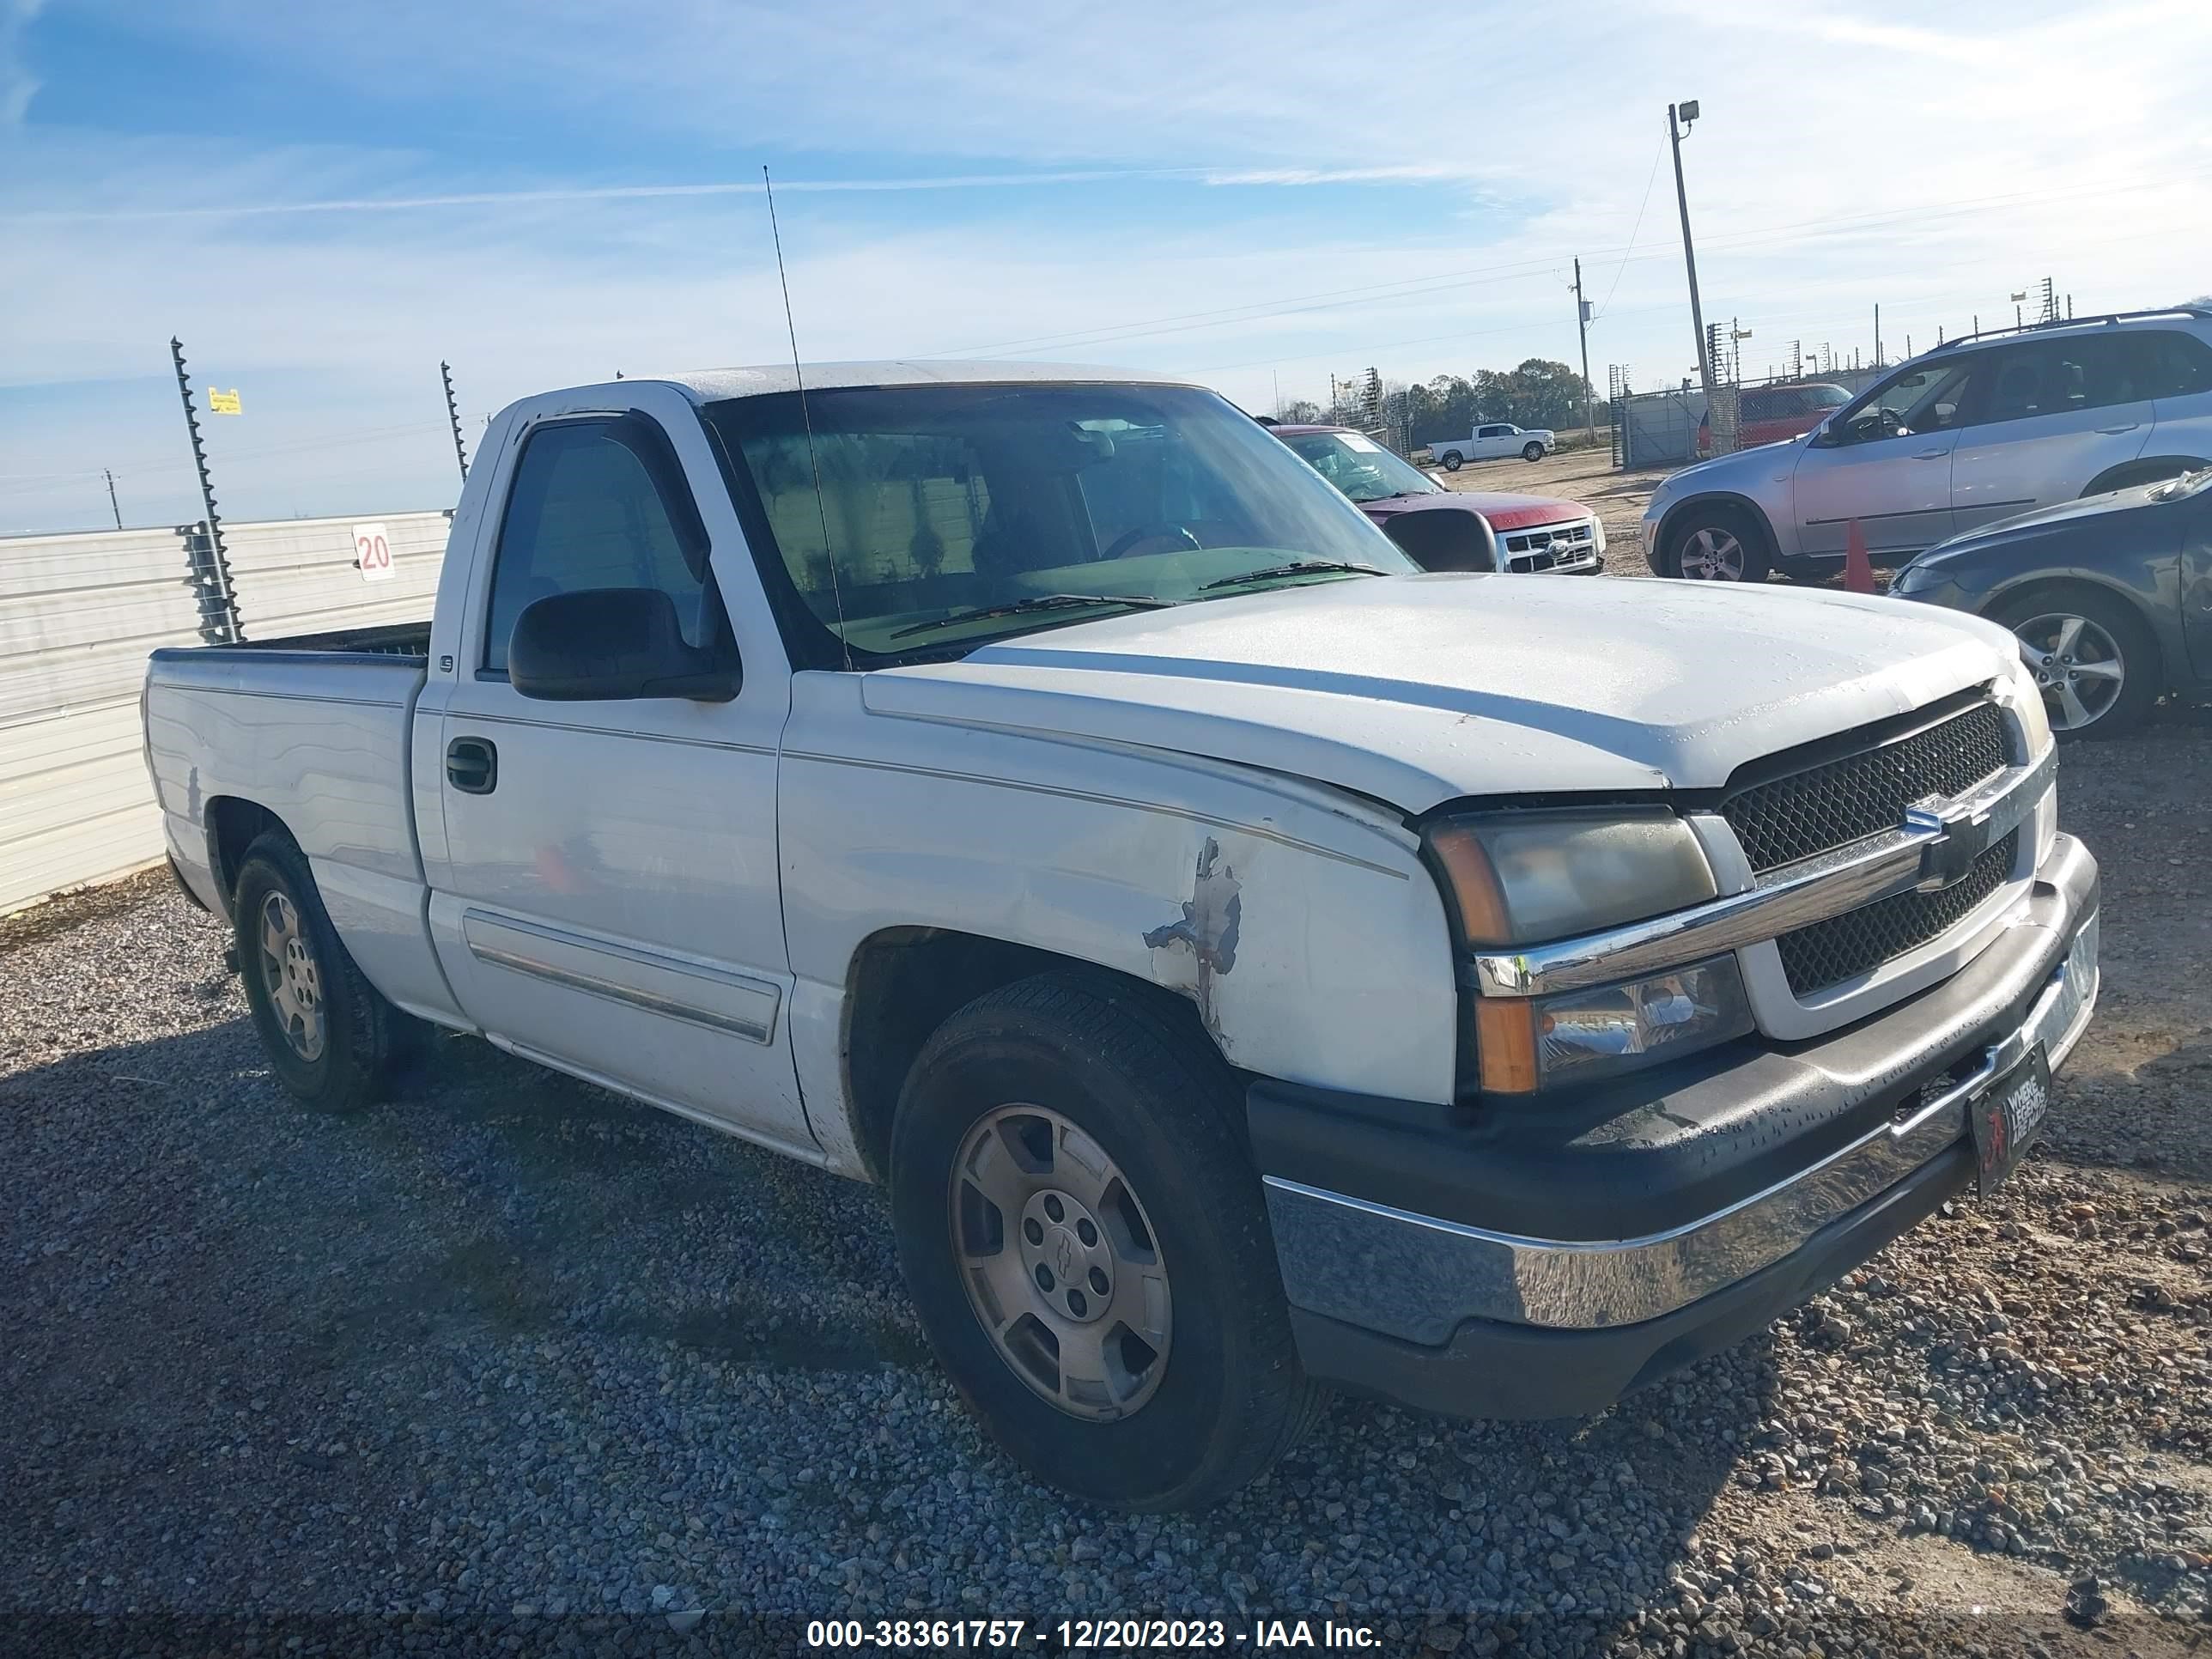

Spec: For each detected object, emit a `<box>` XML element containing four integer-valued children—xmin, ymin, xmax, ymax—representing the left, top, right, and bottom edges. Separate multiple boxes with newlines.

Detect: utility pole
<box><xmin>1873</xmin><ymin>304</ymin><xmax>1881</xmax><ymax>368</ymax></box>
<box><xmin>440</xmin><ymin>360</ymin><xmax>470</xmax><ymax>483</ymax></box>
<box><xmin>104</xmin><ymin>468</ymin><xmax>121</xmax><ymax>530</ymax></box>
<box><xmin>2040</xmin><ymin>276</ymin><xmax>2056</xmax><ymax>323</ymax></box>
<box><xmin>1572</xmin><ymin>257</ymin><xmax>1596</xmax><ymax>443</ymax></box>
<box><xmin>1668</xmin><ymin>100</ymin><xmax>1713</xmax><ymax>405</ymax></box>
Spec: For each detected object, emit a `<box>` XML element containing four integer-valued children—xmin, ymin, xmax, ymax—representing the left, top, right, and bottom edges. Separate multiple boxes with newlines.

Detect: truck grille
<box><xmin>1502</xmin><ymin>520</ymin><xmax>1598</xmax><ymax>574</ymax></box>
<box><xmin>1722</xmin><ymin>701</ymin><xmax>2007</xmax><ymax>875</ymax></box>
<box><xmin>1778</xmin><ymin>828</ymin><xmax>2017</xmax><ymax>995</ymax></box>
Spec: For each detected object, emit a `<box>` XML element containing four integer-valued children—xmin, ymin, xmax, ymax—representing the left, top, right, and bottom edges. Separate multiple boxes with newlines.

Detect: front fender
<box><xmin>778</xmin><ymin>689</ymin><xmax>1462</xmax><ymax>1167</ymax></box>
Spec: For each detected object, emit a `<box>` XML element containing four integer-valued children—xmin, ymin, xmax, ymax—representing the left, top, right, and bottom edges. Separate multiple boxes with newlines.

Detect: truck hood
<box><xmin>1361</xmin><ymin>490</ymin><xmax>1588</xmax><ymax>532</ymax></box>
<box><xmin>865</xmin><ymin>574</ymin><xmax>2014</xmax><ymax>813</ymax></box>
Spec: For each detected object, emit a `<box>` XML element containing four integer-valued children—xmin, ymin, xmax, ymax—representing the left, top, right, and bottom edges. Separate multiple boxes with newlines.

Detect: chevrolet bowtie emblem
<box><xmin>1905</xmin><ymin>798</ymin><xmax>1995</xmax><ymax>890</ymax></box>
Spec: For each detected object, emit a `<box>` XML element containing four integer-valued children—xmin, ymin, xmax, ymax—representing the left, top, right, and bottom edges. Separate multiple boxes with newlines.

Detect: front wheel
<box><xmin>1667</xmin><ymin>504</ymin><xmax>1770</xmax><ymax>582</ymax></box>
<box><xmin>1439</xmin><ymin>451</ymin><xmax>1463</xmax><ymax>471</ymax></box>
<box><xmin>1522</xmin><ymin>441</ymin><xmax>1545</xmax><ymax>462</ymax></box>
<box><xmin>1991</xmin><ymin>588</ymin><xmax>2160</xmax><ymax>739</ymax></box>
<box><xmin>890</xmin><ymin>972</ymin><xmax>1323</xmax><ymax>1511</ymax></box>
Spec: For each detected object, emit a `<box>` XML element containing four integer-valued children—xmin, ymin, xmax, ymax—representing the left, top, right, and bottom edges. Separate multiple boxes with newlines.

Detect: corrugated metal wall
<box><xmin>226</xmin><ymin>511</ymin><xmax>451</xmax><ymax>641</ymax></box>
<box><xmin>0</xmin><ymin>509</ymin><xmax>451</xmax><ymax>915</ymax></box>
<box><xmin>0</xmin><ymin>526</ymin><xmax>205</xmax><ymax>915</ymax></box>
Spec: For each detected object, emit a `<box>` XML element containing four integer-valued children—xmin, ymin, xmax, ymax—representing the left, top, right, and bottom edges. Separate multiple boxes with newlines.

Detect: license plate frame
<box><xmin>1972</xmin><ymin>1044</ymin><xmax>2053</xmax><ymax>1198</ymax></box>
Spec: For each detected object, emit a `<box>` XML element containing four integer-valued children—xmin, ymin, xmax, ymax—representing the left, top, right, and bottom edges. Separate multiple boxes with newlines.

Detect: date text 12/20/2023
<box><xmin>803</xmin><ymin>1617</ymin><xmax>1382</xmax><ymax>1650</ymax></box>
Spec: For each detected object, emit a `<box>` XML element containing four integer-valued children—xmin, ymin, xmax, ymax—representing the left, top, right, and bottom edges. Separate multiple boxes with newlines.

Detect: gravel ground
<box><xmin>6</xmin><ymin>731</ymin><xmax>2210</xmax><ymax>1656</ymax></box>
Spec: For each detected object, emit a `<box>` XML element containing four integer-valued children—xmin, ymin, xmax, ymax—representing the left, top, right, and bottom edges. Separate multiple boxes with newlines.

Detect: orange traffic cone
<box><xmin>1844</xmin><ymin>519</ymin><xmax>1875</xmax><ymax>594</ymax></box>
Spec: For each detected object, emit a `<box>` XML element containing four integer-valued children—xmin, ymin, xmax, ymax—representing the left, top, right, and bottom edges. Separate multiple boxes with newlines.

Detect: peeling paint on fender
<box><xmin>1144</xmin><ymin>836</ymin><xmax>1243</xmax><ymax>1036</ymax></box>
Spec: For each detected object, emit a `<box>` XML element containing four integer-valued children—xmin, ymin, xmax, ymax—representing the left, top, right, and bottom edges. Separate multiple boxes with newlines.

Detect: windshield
<box><xmin>704</xmin><ymin>383</ymin><xmax>1417</xmax><ymax>662</ymax></box>
<box><xmin>1280</xmin><ymin>429</ymin><xmax>1443</xmax><ymax>504</ymax></box>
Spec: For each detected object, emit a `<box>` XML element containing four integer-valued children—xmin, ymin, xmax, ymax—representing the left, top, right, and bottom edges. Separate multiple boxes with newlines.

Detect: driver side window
<box><xmin>483</xmin><ymin>418</ymin><xmax>715</xmax><ymax>674</ymax></box>
<box><xmin>1837</xmin><ymin>361</ymin><xmax>1978</xmax><ymax>444</ymax></box>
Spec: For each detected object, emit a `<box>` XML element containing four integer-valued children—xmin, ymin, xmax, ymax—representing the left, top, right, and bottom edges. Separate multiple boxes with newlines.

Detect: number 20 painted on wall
<box><xmin>354</xmin><ymin>520</ymin><xmax>394</xmax><ymax>583</ymax></box>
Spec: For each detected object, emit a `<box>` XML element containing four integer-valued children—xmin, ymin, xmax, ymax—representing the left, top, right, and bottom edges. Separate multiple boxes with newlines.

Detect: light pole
<box><xmin>1668</xmin><ymin>100</ymin><xmax>1713</xmax><ymax>407</ymax></box>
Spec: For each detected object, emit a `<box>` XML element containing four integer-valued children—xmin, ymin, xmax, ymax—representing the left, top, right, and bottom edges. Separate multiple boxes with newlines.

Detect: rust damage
<box><xmin>1143</xmin><ymin>837</ymin><xmax>1243</xmax><ymax>1037</ymax></box>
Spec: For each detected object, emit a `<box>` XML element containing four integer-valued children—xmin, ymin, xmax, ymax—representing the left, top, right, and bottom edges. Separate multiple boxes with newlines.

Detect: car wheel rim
<box><xmin>949</xmin><ymin>1103</ymin><xmax>1171</xmax><ymax>1422</ymax></box>
<box><xmin>2013</xmin><ymin>612</ymin><xmax>2125</xmax><ymax>732</ymax></box>
<box><xmin>1679</xmin><ymin>526</ymin><xmax>1745</xmax><ymax>580</ymax></box>
<box><xmin>258</xmin><ymin>890</ymin><xmax>325</xmax><ymax>1061</ymax></box>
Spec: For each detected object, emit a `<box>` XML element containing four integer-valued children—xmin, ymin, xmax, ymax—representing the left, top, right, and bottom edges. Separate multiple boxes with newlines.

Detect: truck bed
<box><xmin>143</xmin><ymin>629</ymin><xmax>461</xmax><ymax>1028</ymax></box>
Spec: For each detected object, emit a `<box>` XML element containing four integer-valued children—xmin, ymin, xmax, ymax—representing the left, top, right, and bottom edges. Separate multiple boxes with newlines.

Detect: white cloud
<box><xmin>0</xmin><ymin>0</ymin><xmax>45</xmax><ymax>124</ymax></box>
<box><xmin>6</xmin><ymin>0</ymin><xmax>2212</xmax><ymax>530</ymax></box>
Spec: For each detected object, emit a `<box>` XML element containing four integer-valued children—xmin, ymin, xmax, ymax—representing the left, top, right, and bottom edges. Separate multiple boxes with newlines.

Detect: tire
<box><xmin>1666</xmin><ymin>502</ymin><xmax>1771</xmax><ymax>582</ymax></box>
<box><xmin>1522</xmin><ymin>441</ymin><xmax>1545</xmax><ymax>462</ymax></box>
<box><xmin>890</xmin><ymin>971</ymin><xmax>1325</xmax><ymax>1511</ymax></box>
<box><xmin>1439</xmin><ymin>451</ymin><xmax>1463</xmax><ymax>471</ymax></box>
<box><xmin>1990</xmin><ymin>586</ymin><xmax>2160</xmax><ymax>740</ymax></box>
<box><xmin>233</xmin><ymin>830</ymin><xmax>415</xmax><ymax>1111</ymax></box>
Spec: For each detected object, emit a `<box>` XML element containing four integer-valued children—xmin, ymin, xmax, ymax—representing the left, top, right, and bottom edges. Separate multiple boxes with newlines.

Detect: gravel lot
<box><xmin>7</xmin><ymin>667</ymin><xmax>2211</xmax><ymax>1655</ymax></box>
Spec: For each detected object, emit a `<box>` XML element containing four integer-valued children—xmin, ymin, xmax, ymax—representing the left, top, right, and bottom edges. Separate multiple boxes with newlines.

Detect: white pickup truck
<box><xmin>1425</xmin><ymin>422</ymin><xmax>1555</xmax><ymax>470</ymax></box>
<box><xmin>145</xmin><ymin>362</ymin><xmax>2099</xmax><ymax>1513</ymax></box>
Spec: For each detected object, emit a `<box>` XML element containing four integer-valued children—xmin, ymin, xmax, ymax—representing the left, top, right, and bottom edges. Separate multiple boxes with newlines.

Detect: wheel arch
<box><xmin>1653</xmin><ymin>490</ymin><xmax>1781</xmax><ymax>572</ymax></box>
<box><xmin>840</xmin><ymin>927</ymin><xmax>1217</xmax><ymax>1183</ymax></box>
<box><xmin>204</xmin><ymin>797</ymin><xmax>296</xmax><ymax>922</ymax></box>
<box><xmin>1981</xmin><ymin>574</ymin><xmax>2168</xmax><ymax>685</ymax></box>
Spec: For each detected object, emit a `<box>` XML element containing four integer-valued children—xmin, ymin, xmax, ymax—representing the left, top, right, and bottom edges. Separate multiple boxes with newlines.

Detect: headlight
<box><xmin>2002</xmin><ymin>652</ymin><xmax>2053</xmax><ymax>757</ymax></box>
<box><xmin>1426</xmin><ymin>809</ymin><xmax>1717</xmax><ymax>946</ymax></box>
<box><xmin>1473</xmin><ymin>956</ymin><xmax>1753</xmax><ymax>1093</ymax></box>
<box><xmin>1593</xmin><ymin>518</ymin><xmax>1608</xmax><ymax>555</ymax></box>
<box><xmin>1890</xmin><ymin>561</ymin><xmax>1939</xmax><ymax>597</ymax></box>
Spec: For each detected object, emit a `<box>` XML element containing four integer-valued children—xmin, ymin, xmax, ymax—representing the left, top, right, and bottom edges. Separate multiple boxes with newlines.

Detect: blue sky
<box><xmin>3</xmin><ymin>0</ymin><xmax>2209</xmax><ymax>532</ymax></box>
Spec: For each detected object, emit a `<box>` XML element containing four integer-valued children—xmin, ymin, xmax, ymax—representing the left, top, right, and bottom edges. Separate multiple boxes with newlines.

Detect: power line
<box><xmin>1595</xmin><ymin>139</ymin><xmax>1664</xmax><ymax>320</ymax></box>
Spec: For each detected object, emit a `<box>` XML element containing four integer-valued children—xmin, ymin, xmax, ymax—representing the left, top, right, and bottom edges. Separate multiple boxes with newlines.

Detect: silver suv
<box><xmin>1643</xmin><ymin>308</ymin><xmax>2212</xmax><ymax>581</ymax></box>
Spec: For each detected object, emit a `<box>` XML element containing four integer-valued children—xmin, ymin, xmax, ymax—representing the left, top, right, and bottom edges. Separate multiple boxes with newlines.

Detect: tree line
<box><xmin>1278</xmin><ymin>358</ymin><xmax>1606</xmax><ymax>441</ymax></box>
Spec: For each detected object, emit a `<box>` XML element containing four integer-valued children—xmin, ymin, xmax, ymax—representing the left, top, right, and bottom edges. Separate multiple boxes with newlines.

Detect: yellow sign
<box><xmin>207</xmin><ymin>388</ymin><xmax>242</xmax><ymax>415</ymax></box>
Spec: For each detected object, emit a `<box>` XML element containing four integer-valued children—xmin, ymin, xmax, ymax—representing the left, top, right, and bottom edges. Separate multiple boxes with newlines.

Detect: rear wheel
<box><xmin>233</xmin><ymin>831</ymin><xmax>416</xmax><ymax>1112</ymax></box>
<box><xmin>1522</xmin><ymin>441</ymin><xmax>1545</xmax><ymax>462</ymax></box>
<box><xmin>1990</xmin><ymin>587</ymin><xmax>2159</xmax><ymax>739</ymax></box>
<box><xmin>1439</xmin><ymin>451</ymin><xmax>1463</xmax><ymax>471</ymax></box>
<box><xmin>890</xmin><ymin>972</ymin><xmax>1323</xmax><ymax>1511</ymax></box>
<box><xmin>1667</xmin><ymin>503</ymin><xmax>1771</xmax><ymax>582</ymax></box>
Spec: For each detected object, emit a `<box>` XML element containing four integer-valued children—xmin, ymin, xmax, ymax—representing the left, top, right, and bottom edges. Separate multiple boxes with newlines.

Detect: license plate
<box><xmin>1972</xmin><ymin>1045</ymin><xmax>2053</xmax><ymax>1197</ymax></box>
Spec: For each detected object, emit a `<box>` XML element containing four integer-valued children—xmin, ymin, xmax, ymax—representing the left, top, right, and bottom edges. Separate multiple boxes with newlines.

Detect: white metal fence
<box><xmin>0</xmin><ymin>509</ymin><xmax>451</xmax><ymax>915</ymax></box>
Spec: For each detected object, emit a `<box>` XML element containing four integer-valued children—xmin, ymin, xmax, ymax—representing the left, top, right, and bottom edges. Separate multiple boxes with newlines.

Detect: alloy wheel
<box><xmin>2013</xmin><ymin>612</ymin><xmax>2125</xmax><ymax>732</ymax></box>
<box><xmin>1677</xmin><ymin>526</ymin><xmax>1747</xmax><ymax>580</ymax></box>
<box><xmin>258</xmin><ymin>890</ymin><xmax>326</xmax><ymax>1061</ymax></box>
<box><xmin>949</xmin><ymin>1103</ymin><xmax>1171</xmax><ymax>1422</ymax></box>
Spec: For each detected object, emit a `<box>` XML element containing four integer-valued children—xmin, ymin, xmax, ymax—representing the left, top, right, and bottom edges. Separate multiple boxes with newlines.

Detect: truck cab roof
<box><xmin>641</xmin><ymin>361</ymin><xmax>1198</xmax><ymax>404</ymax></box>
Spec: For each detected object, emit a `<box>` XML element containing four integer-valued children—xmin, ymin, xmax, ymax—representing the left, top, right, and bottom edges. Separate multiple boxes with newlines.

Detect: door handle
<box><xmin>447</xmin><ymin>736</ymin><xmax>498</xmax><ymax>795</ymax></box>
<box><xmin>2095</xmin><ymin>423</ymin><xmax>2140</xmax><ymax>434</ymax></box>
<box><xmin>1913</xmin><ymin>449</ymin><xmax>1948</xmax><ymax>460</ymax></box>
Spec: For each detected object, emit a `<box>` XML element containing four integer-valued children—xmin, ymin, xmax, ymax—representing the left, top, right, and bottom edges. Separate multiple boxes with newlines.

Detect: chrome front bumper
<box><xmin>1262</xmin><ymin>836</ymin><xmax>2098</xmax><ymax>1343</ymax></box>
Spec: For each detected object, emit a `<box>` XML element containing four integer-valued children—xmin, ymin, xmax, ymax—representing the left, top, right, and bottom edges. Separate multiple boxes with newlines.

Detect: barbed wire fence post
<box><xmin>170</xmin><ymin>337</ymin><xmax>240</xmax><ymax>645</ymax></box>
<box><xmin>441</xmin><ymin>360</ymin><xmax>470</xmax><ymax>483</ymax></box>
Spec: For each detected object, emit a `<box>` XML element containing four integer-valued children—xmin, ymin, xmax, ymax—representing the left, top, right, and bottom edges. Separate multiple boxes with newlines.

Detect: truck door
<box><xmin>1475</xmin><ymin>423</ymin><xmax>1513</xmax><ymax>459</ymax></box>
<box><xmin>424</xmin><ymin>392</ymin><xmax>813</xmax><ymax>1154</ymax></box>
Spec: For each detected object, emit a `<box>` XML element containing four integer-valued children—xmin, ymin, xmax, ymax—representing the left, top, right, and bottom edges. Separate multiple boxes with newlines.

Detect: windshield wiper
<box><xmin>889</xmin><ymin>592</ymin><xmax>1174</xmax><ymax>641</ymax></box>
<box><xmin>1200</xmin><ymin>560</ymin><xmax>1392</xmax><ymax>592</ymax></box>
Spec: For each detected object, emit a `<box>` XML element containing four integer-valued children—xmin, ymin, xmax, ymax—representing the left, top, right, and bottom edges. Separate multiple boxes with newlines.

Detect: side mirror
<box><xmin>1382</xmin><ymin>507</ymin><xmax>1501</xmax><ymax>573</ymax></box>
<box><xmin>508</xmin><ymin>588</ymin><xmax>738</xmax><ymax>702</ymax></box>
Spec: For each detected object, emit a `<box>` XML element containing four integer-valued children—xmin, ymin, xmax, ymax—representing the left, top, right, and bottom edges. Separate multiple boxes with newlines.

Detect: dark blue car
<box><xmin>1892</xmin><ymin>467</ymin><xmax>2212</xmax><ymax>738</ymax></box>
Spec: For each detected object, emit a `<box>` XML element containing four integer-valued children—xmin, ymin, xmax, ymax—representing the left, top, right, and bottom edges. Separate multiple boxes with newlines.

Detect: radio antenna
<box><xmin>763</xmin><ymin>164</ymin><xmax>852</xmax><ymax>670</ymax></box>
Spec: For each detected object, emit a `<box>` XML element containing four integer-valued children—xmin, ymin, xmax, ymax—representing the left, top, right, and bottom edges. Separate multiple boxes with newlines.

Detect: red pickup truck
<box><xmin>1272</xmin><ymin>424</ymin><xmax>1603</xmax><ymax>574</ymax></box>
